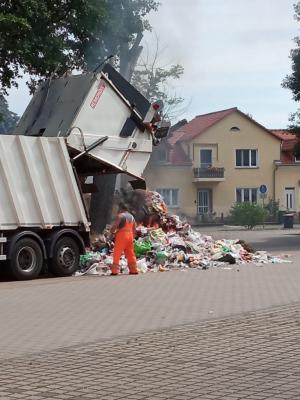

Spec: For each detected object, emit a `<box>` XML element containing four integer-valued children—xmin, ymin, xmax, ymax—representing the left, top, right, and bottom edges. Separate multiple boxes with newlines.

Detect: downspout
<box><xmin>273</xmin><ymin>163</ymin><xmax>278</xmax><ymax>201</ymax></box>
<box><xmin>273</xmin><ymin>139</ymin><xmax>282</xmax><ymax>201</ymax></box>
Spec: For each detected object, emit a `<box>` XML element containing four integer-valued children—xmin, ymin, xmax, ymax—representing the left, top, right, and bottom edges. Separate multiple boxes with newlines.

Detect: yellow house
<box><xmin>143</xmin><ymin>107</ymin><xmax>300</xmax><ymax>223</ymax></box>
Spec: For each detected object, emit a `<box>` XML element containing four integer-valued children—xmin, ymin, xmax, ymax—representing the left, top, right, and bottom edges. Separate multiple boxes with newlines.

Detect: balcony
<box><xmin>193</xmin><ymin>167</ymin><xmax>225</xmax><ymax>182</ymax></box>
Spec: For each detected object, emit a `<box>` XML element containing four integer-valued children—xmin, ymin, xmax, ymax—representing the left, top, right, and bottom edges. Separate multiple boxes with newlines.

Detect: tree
<box><xmin>92</xmin><ymin>0</ymin><xmax>160</xmax><ymax>80</ymax></box>
<box><xmin>0</xmin><ymin>0</ymin><xmax>160</xmax><ymax>95</ymax></box>
<box><xmin>282</xmin><ymin>2</ymin><xmax>300</xmax><ymax>155</ymax></box>
<box><xmin>131</xmin><ymin>36</ymin><xmax>185</xmax><ymax>120</ymax></box>
<box><xmin>282</xmin><ymin>2</ymin><xmax>300</xmax><ymax>101</ymax></box>
<box><xmin>0</xmin><ymin>95</ymin><xmax>18</xmax><ymax>134</ymax></box>
<box><xmin>0</xmin><ymin>0</ymin><xmax>109</xmax><ymax>95</ymax></box>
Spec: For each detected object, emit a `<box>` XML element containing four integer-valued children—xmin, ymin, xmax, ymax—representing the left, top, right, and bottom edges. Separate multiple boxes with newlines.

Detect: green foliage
<box><xmin>263</xmin><ymin>199</ymin><xmax>279</xmax><ymax>222</ymax></box>
<box><xmin>132</xmin><ymin>64</ymin><xmax>184</xmax><ymax>103</ymax></box>
<box><xmin>0</xmin><ymin>0</ymin><xmax>160</xmax><ymax>94</ymax></box>
<box><xmin>283</xmin><ymin>2</ymin><xmax>300</xmax><ymax>137</ymax></box>
<box><xmin>0</xmin><ymin>0</ymin><xmax>108</xmax><ymax>94</ymax></box>
<box><xmin>293</xmin><ymin>140</ymin><xmax>300</xmax><ymax>161</ymax></box>
<box><xmin>0</xmin><ymin>95</ymin><xmax>19</xmax><ymax>133</ymax></box>
<box><xmin>263</xmin><ymin>198</ymin><xmax>279</xmax><ymax>216</ymax></box>
<box><xmin>282</xmin><ymin>2</ymin><xmax>300</xmax><ymax>101</ymax></box>
<box><xmin>229</xmin><ymin>202</ymin><xmax>268</xmax><ymax>230</ymax></box>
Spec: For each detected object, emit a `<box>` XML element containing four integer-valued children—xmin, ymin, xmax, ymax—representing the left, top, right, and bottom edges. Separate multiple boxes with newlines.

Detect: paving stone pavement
<box><xmin>2</xmin><ymin>262</ymin><xmax>300</xmax><ymax>359</ymax></box>
<box><xmin>1</xmin><ymin>303</ymin><xmax>300</xmax><ymax>400</ymax></box>
<box><xmin>1</xmin><ymin>228</ymin><xmax>300</xmax><ymax>399</ymax></box>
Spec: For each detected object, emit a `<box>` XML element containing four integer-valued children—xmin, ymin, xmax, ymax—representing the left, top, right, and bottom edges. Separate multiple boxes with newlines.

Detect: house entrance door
<box><xmin>285</xmin><ymin>187</ymin><xmax>295</xmax><ymax>211</ymax></box>
<box><xmin>197</xmin><ymin>189</ymin><xmax>211</xmax><ymax>214</ymax></box>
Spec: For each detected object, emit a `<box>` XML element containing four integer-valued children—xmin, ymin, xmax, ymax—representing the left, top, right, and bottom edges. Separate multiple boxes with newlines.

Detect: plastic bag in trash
<box><xmin>137</xmin><ymin>258</ymin><xmax>148</xmax><ymax>273</ymax></box>
<box><xmin>155</xmin><ymin>251</ymin><xmax>168</xmax><ymax>264</ymax></box>
<box><xmin>134</xmin><ymin>240</ymin><xmax>152</xmax><ymax>257</ymax></box>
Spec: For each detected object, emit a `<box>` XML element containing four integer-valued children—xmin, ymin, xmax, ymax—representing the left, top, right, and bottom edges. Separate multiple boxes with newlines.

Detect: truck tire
<box><xmin>9</xmin><ymin>238</ymin><xmax>43</xmax><ymax>280</ymax></box>
<box><xmin>49</xmin><ymin>237</ymin><xmax>80</xmax><ymax>276</ymax></box>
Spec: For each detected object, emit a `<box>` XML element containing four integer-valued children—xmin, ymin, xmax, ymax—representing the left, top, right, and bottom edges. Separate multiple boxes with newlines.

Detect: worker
<box><xmin>110</xmin><ymin>203</ymin><xmax>139</xmax><ymax>276</ymax></box>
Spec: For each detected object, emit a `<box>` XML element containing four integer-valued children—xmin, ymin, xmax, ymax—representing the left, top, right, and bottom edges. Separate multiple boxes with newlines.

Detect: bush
<box><xmin>263</xmin><ymin>199</ymin><xmax>279</xmax><ymax>222</ymax></box>
<box><xmin>229</xmin><ymin>202</ymin><xmax>268</xmax><ymax>229</ymax></box>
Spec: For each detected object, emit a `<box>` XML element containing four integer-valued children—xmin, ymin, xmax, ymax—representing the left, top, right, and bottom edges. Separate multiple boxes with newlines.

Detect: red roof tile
<box><xmin>168</xmin><ymin>107</ymin><xmax>238</xmax><ymax>146</ymax></box>
<box><xmin>270</xmin><ymin>129</ymin><xmax>297</xmax><ymax>141</ymax></box>
<box><xmin>169</xmin><ymin>108</ymin><xmax>281</xmax><ymax>146</ymax></box>
<box><xmin>270</xmin><ymin>130</ymin><xmax>299</xmax><ymax>151</ymax></box>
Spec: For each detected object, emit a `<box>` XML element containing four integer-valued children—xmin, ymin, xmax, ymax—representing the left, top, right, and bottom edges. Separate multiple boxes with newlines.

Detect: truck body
<box><xmin>0</xmin><ymin>64</ymin><xmax>167</xmax><ymax>280</ymax></box>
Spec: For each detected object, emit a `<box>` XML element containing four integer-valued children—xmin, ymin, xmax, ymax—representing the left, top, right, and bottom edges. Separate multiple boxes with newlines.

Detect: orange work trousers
<box><xmin>113</xmin><ymin>231</ymin><xmax>136</xmax><ymax>266</ymax></box>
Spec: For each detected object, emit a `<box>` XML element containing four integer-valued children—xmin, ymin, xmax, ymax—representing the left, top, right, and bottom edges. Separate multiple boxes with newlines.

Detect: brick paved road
<box><xmin>1</xmin><ymin>228</ymin><xmax>300</xmax><ymax>399</ymax></box>
<box><xmin>1</xmin><ymin>262</ymin><xmax>300</xmax><ymax>359</ymax></box>
<box><xmin>1</xmin><ymin>303</ymin><xmax>300</xmax><ymax>400</ymax></box>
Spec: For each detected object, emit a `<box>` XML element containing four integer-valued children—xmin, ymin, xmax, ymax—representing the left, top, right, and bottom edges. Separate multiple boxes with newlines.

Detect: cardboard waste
<box><xmin>75</xmin><ymin>190</ymin><xmax>291</xmax><ymax>276</ymax></box>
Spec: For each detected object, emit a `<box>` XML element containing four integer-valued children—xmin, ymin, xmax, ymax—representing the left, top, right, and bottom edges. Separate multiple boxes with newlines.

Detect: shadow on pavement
<box><xmin>250</xmin><ymin>233</ymin><xmax>300</xmax><ymax>252</ymax></box>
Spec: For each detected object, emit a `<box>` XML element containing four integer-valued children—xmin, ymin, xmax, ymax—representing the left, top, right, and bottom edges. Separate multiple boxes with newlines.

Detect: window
<box><xmin>200</xmin><ymin>149</ymin><xmax>212</xmax><ymax>168</ymax></box>
<box><xmin>236</xmin><ymin>188</ymin><xmax>258</xmax><ymax>203</ymax></box>
<box><xmin>236</xmin><ymin>149</ymin><xmax>257</xmax><ymax>167</ymax></box>
<box><xmin>156</xmin><ymin>188</ymin><xmax>179</xmax><ymax>207</ymax></box>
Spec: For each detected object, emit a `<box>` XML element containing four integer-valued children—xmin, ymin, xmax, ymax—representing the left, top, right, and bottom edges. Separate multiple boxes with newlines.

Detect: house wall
<box><xmin>275</xmin><ymin>166</ymin><xmax>300</xmax><ymax>212</ymax></box>
<box><xmin>144</xmin><ymin>110</ymin><xmax>300</xmax><ymax>222</ymax></box>
<box><xmin>190</xmin><ymin>112</ymin><xmax>281</xmax><ymax>217</ymax></box>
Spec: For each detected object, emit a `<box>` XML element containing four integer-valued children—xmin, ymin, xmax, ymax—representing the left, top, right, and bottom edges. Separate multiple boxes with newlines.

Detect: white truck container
<box><xmin>0</xmin><ymin>64</ymin><xmax>168</xmax><ymax>280</ymax></box>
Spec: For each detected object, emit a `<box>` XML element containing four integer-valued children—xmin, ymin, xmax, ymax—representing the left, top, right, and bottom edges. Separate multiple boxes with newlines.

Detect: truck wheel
<box><xmin>9</xmin><ymin>238</ymin><xmax>43</xmax><ymax>280</ymax></box>
<box><xmin>49</xmin><ymin>237</ymin><xmax>80</xmax><ymax>276</ymax></box>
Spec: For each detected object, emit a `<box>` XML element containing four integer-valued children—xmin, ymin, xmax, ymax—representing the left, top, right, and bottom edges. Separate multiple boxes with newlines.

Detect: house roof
<box><xmin>270</xmin><ymin>129</ymin><xmax>299</xmax><ymax>151</ymax></box>
<box><xmin>168</xmin><ymin>107</ymin><xmax>281</xmax><ymax>146</ymax></box>
<box><xmin>270</xmin><ymin>129</ymin><xmax>297</xmax><ymax>140</ymax></box>
<box><xmin>165</xmin><ymin>110</ymin><xmax>300</xmax><ymax>167</ymax></box>
<box><xmin>168</xmin><ymin>108</ymin><xmax>237</xmax><ymax>146</ymax></box>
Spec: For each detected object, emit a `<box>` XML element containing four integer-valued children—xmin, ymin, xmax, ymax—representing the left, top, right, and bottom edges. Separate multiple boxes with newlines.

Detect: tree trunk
<box><xmin>90</xmin><ymin>174</ymin><xmax>117</xmax><ymax>233</ymax></box>
<box><xmin>119</xmin><ymin>32</ymin><xmax>143</xmax><ymax>80</ymax></box>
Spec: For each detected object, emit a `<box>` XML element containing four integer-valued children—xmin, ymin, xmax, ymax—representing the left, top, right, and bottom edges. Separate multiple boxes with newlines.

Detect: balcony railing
<box><xmin>193</xmin><ymin>167</ymin><xmax>225</xmax><ymax>179</ymax></box>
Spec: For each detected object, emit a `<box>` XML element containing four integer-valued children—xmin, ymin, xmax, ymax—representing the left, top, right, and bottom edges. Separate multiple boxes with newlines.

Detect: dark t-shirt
<box><xmin>118</xmin><ymin>211</ymin><xmax>135</xmax><ymax>229</ymax></box>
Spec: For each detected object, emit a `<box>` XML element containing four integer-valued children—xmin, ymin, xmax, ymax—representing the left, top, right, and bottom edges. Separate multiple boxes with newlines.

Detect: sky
<box><xmin>6</xmin><ymin>0</ymin><xmax>300</xmax><ymax>129</ymax></box>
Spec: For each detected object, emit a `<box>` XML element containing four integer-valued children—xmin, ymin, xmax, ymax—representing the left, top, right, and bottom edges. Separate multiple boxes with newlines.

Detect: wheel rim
<box><xmin>17</xmin><ymin>246</ymin><xmax>37</xmax><ymax>273</ymax></box>
<box><xmin>58</xmin><ymin>246</ymin><xmax>76</xmax><ymax>269</ymax></box>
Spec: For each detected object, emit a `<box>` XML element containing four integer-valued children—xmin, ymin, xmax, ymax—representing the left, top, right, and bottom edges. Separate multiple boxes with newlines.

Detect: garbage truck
<box><xmin>0</xmin><ymin>64</ymin><xmax>168</xmax><ymax>280</ymax></box>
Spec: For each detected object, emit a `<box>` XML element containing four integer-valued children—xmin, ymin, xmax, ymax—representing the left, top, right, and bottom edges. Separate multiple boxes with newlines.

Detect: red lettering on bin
<box><xmin>90</xmin><ymin>82</ymin><xmax>106</xmax><ymax>109</ymax></box>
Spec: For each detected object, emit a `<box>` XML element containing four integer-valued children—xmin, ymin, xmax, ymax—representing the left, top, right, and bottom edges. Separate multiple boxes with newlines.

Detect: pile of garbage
<box><xmin>76</xmin><ymin>192</ymin><xmax>291</xmax><ymax>276</ymax></box>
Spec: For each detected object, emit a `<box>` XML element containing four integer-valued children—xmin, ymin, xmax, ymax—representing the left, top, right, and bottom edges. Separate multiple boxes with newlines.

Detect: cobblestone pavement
<box><xmin>1</xmin><ymin>303</ymin><xmax>300</xmax><ymax>400</ymax></box>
